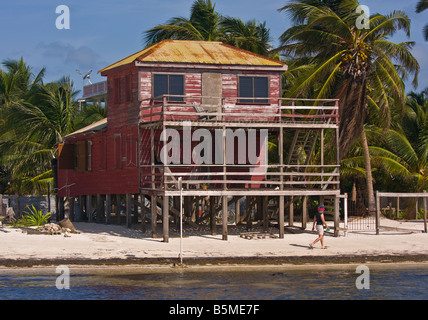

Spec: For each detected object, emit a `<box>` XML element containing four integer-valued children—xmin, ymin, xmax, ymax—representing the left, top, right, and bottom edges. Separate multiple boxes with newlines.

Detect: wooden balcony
<box><xmin>139</xmin><ymin>96</ymin><xmax>339</xmax><ymax>129</ymax></box>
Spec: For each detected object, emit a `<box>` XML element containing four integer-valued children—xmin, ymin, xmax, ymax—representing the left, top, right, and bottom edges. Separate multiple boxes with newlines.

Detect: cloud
<box><xmin>36</xmin><ymin>41</ymin><xmax>100</xmax><ymax>71</ymax></box>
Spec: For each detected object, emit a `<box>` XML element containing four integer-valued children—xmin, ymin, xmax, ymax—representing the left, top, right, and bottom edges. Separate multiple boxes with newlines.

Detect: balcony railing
<box><xmin>139</xmin><ymin>95</ymin><xmax>339</xmax><ymax>125</ymax></box>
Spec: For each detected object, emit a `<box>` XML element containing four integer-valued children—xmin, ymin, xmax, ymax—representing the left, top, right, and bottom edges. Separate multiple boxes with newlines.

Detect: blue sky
<box><xmin>1</xmin><ymin>0</ymin><xmax>427</xmax><ymax>95</ymax></box>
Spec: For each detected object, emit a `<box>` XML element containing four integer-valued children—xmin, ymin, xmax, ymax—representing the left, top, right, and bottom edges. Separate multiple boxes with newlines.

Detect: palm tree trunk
<box><xmin>361</xmin><ymin>128</ymin><xmax>376</xmax><ymax>216</ymax></box>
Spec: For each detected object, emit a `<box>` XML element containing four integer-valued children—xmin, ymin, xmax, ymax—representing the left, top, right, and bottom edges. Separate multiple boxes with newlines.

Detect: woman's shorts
<box><xmin>316</xmin><ymin>225</ymin><xmax>324</xmax><ymax>236</ymax></box>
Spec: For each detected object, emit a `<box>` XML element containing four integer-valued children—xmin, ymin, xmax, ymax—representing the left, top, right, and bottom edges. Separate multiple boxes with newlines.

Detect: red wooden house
<box><xmin>57</xmin><ymin>40</ymin><xmax>341</xmax><ymax>240</ymax></box>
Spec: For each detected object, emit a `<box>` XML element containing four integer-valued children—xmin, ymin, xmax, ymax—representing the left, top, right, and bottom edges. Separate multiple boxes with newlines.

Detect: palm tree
<box><xmin>0</xmin><ymin>68</ymin><xmax>79</xmax><ymax>194</ymax></box>
<box><xmin>416</xmin><ymin>0</ymin><xmax>428</xmax><ymax>40</ymax></box>
<box><xmin>277</xmin><ymin>0</ymin><xmax>419</xmax><ymax>214</ymax></box>
<box><xmin>143</xmin><ymin>0</ymin><xmax>273</xmax><ymax>56</ymax></box>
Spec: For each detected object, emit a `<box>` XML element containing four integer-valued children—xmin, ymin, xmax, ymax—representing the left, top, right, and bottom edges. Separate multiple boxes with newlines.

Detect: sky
<box><xmin>1</xmin><ymin>0</ymin><xmax>427</xmax><ymax>96</ymax></box>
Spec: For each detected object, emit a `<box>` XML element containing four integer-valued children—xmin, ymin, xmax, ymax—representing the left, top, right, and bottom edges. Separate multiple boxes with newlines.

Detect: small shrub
<box><xmin>15</xmin><ymin>205</ymin><xmax>52</xmax><ymax>227</ymax></box>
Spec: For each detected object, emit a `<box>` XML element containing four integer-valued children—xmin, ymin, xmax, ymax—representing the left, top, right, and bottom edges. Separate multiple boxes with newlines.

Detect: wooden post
<box><xmin>163</xmin><ymin>195</ymin><xmax>169</xmax><ymax>243</ymax></box>
<box><xmin>375</xmin><ymin>191</ymin><xmax>380</xmax><ymax>235</ymax></box>
<box><xmin>69</xmin><ymin>197</ymin><xmax>75</xmax><ymax>222</ymax></box>
<box><xmin>151</xmin><ymin>195</ymin><xmax>157</xmax><ymax>238</ymax></box>
<box><xmin>423</xmin><ymin>190</ymin><xmax>427</xmax><ymax>234</ymax></box>
<box><xmin>396</xmin><ymin>196</ymin><xmax>400</xmax><ymax>219</ymax></box>
<box><xmin>141</xmin><ymin>193</ymin><xmax>146</xmax><ymax>233</ymax></box>
<box><xmin>126</xmin><ymin>193</ymin><xmax>132</xmax><ymax>228</ymax></box>
<box><xmin>210</xmin><ymin>196</ymin><xmax>216</xmax><ymax>236</ymax></box>
<box><xmin>105</xmin><ymin>194</ymin><xmax>111</xmax><ymax>224</ymax></box>
<box><xmin>87</xmin><ymin>195</ymin><xmax>92</xmax><ymax>223</ymax></box>
<box><xmin>301</xmin><ymin>196</ymin><xmax>308</xmax><ymax>229</ymax></box>
<box><xmin>222</xmin><ymin>195</ymin><xmax>228</xmax><ymax>240</ymax></box>
<box><xmin>334</xmin><ymin>195</ymin><xmax>340</xmax><ymax>237</ymax></box>
<box><xmin>235</xmin><ymin>197</ymin><xmax>240</xmax><ymax>225</ymax></box>
<box><xmin>263</xmin><ymin>196</ymin><xmax>268</xmax><ymax>232</ymax></box>
<box><xmin>96</xmin><ymin>194</ymin><xmax>102</xmax><ymax>223</ymax></box>
<box><xmin>59</xmin><ymin>197</ymin><xmax>65</xmax><ymax>221</ymax></box>
<box><xmin>133</xmin><ymin>194</ymin><xmax>139</xmax><ymax>224</ymax></box>
<box><xmin>279</xmin><ymin>196</ymin><xmax>284</xmax><ymax>238</ymax></box>
<box><xmin>288</xmin><ymin>196</ymin><xmax>294</xmax><ymax>226</ymax></box>
<box><xmin>78</xmin><ymin>196</ymin><xmax>83</xmax><ymax>222</ymax></box>
<box><xmin>116</xmin><ymin>194</ymin><xmax>121</xmax><ymax>224</ymax></box>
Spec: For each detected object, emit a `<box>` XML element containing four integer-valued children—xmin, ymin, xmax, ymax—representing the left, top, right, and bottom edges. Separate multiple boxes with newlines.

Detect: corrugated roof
<box><xmin>99</xmin><ymin>40</ymin><xmax>285</xmax><ymax>73</ymax></box>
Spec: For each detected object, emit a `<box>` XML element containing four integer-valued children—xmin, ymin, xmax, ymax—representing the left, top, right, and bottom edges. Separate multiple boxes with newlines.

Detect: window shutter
<box><xmin>76</xmin><ymin>141</ymin><xmax>87</xmax><ymax>172</ymax></box>
<box><xmin>58</xmin><ymin>143</ymin><xmax>75</xmax><ymax>169</ymax></box>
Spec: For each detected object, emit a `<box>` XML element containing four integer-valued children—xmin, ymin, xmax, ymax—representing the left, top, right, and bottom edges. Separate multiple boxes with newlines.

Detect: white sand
<box><xmin>0</xmin><ymin>216</ymin><xmax>427</xmax><ymax>265</ymax></box>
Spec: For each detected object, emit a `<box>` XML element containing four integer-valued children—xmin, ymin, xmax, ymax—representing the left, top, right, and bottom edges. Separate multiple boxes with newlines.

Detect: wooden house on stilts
<box><xmin>56</xmin><ymin>40</ymin><xmax>341</xmax><ymax>241</ymax></box>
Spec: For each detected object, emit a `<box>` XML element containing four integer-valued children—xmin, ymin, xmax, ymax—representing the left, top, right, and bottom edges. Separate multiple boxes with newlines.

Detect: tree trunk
<box><xmin>361</xmin><ymin>129</ymin><xmax>376</xmax><ymax>216</ymax></box>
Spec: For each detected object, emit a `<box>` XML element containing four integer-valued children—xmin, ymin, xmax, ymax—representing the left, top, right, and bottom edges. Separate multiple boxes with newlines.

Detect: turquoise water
<box><xmin>0</xmin><ymin>265</ymin><xmax>427</xmax><ymax>300</ymax></box>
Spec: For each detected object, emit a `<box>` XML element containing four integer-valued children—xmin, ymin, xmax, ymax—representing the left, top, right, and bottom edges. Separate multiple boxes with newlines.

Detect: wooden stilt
<box><xmin>133</xmin><ymin>194</ymin><xmax>139</xmax><ymax>224</ymax></box>
<box><xmin>87</xmin><ymin>195</ymin><xmax>92</xmax><ymax>223</ymax></box>
<box><xmin>141</xmin><ymin>193</ymin><xmax>146</xmax><ymax>233</ymax></box>
<box><xmin>126</xmin><ymin>194</ymin><xmax>132</xmax><ymax>228</ymax></box>
<box><xmin>105</xmin><ymin>194</ymin><xmax>111</xmax><ymax>224</ymax></box>
<box><xmin>288</xmin><ymin>196</ymin><xmax>294</xmax><ymax>226</ymax></box>
<box><xmin>334</xmin><ymin>195</ymin><xmax>340</xmax><ymax>237</ymax></box>
<box><xmin>222</xmin><ymin>195</ymin><xmax>228</xmax><ymax>240</ymax></box>
<box><xmin>279</xmin><ymin>196</ymin><xmax>284</xmax><ymax>238</ymax></box>
<box><xmin>151</xmin><ymin>195</ymin><xmax>157</xmax><ymax>238</ymax></box>
<box><xmin>263</xmin><ymin>196</ymin><xmax>268</xmax><ymax>232</ymax></box>
<box><xmin>69</xmin><ymin>197</ymin><xmax>75</xmax><ymax>222</ymax></box>
<box><xmin>96</xmin><ymin>194</ymin><xmax>102</xmax><ymax>223</ymax></box>
<box><xmin>163</xmin><ymin>195</ymin><xmax>169</xmax><ymax>242</ymax></box>
<box><xmin>301</xmin><ymin>196</ymin><xmax>308</xmax><ymax>229</ymax></box>
<box><xmin>210</xmin><ymin>196</ymin><xmax>216</xmax><ymax>235</ymax></box>
<box><xmin>116</xmin><ymin>195</ymin><xmax>121</xmax><ymax>224</ymax></box>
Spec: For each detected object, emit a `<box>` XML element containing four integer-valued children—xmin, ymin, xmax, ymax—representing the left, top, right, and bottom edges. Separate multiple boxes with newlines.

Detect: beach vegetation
<box><xmin>13</xmin><ymin>205</ymin><xmax>51</xmax><ymax>227</ymax></box>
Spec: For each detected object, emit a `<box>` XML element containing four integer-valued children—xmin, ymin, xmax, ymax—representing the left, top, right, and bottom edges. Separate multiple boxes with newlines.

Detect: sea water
<box><xmin>0</xmin><ymin>264</ymin><xmax>427</xmax><ymax>300</ymax></box>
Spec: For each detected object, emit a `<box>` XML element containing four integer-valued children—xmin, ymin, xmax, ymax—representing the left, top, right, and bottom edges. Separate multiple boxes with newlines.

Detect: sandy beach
<box><xmin>0</xmin><ymin>216</ymin><xmax>427</xmax><ymax>268</ymax></box>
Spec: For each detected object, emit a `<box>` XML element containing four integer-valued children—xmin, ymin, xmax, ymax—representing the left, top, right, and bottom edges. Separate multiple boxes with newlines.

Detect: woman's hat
<box><xmin>317</xmin><ymin>205</ymin><xmax>325</xmax><ymax>211</ymax></box>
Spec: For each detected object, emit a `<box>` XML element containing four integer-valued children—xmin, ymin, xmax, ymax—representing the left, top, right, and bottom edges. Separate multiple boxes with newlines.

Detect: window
<box><xmin>153</xmin><ymin>74</ymin><xmax>184</xmax><ymax>102</ymax></box>
<box><xmin>238</xmin><ymin>76</ymin><xmax>269</xmax><ymax>103</ymax></box>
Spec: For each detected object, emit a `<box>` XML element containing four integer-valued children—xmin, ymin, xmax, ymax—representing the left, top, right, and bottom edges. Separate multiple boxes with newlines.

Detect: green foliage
<box><xmin>14</xmin><ymin>205</ymin><xmax>51</xmax><ymax>227</ymax></box>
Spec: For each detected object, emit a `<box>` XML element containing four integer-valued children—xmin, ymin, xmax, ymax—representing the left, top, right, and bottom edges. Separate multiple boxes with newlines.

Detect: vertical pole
<box><xmin>69</xmin><ymin>197</ymin><xmax>75</xmax><ymax>222</ymax></box>
<box><xmin>222</xmin><ymin>196</ymin><xmax>228</xmax><ymax>240</ymax></box>
<box><xmin>126</xmin><ymin>193</ymin><xmax>132</xmax><ymax>228</ymax></box>
<box><xmin>141</xmin><ymin>193</ymin><xmax>146</xmax><ymax>233</ymax></box>
<box><xmin>178</xmin><ymin>178</ymin><xmax>183</xmax><ymax>266</ymax></box>
<box><xmin>375</xmin><ymin>191</ymin><xmax>380</xmax><ymax>235</ymax></box>
<box><xmin>423</xmin><ymin>190</ymin><xmax>427</xmax><ymax>233</ymax></box>
<box><xmin>116</xmin><ymin>195</ymin><xmax>121</xmax><ymax>224</ymax></box>
<box><xmin>288</xmin><ymin>196</ymin><xmax>294</xmax><ymax>226</ymax></box>
<box><xmin>344</xmin><ymin>194</ymin><xmax>348</xmax><ymax>237</ymax></box>
<box><xmin>87</xmin><ymin>195</ymin><xmax>92</xmax><ymax>223</ymax></box>
<box><xmin>97</xmin><ymin>194</ymin><xmax>102</xmax><ymax>223</ymax></box>
<box><xmin>163</xmin><ymin>195</ymin><xmax>169</xmax><ymax>243</ymax></box>
<box><xmin>210</xmin><ymin>196</ymin><xmax>216</xmax><ymax>235</ymax></box>
<box><xmin>279</xmin><ymin>195</ymin><xmax>284</xmax><ymax>238</ymax></box>
<box><xmin>302</xmin><ymin>196</ymin><xmax>308</xmax><ymax>229</ymax></box>
<box><xmin>263</xmin><ymin>196</ymin><xmax>268</xmax><ymax>232</ymax></box>
<box><xmin>151</xmin><ymin>195</ymin><xmax>157</xmax><ymax>238</ymax></box>
<box><xmin>334</xmin><ymin>195</ymin><xmax>340</xmax><ymax>237</ymax></box>
<box><xmin>396</xmin><ymin>197</ymin><xmax>400</xmax><ymax>219</ymax></box>
<box><xmin>235</xmin><ymin>198</ymin><xmax>240</xmax><ymax>225</ymax></box>
<box><xmin>105</xmin><ymin>194</ymin><xmax>111</xmax><ymax>224</ymax></box>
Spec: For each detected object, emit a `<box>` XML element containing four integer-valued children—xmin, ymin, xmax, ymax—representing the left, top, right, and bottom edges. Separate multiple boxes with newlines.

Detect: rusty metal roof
<box><xmin>99</xmin><ymin>40</ymin><xmax>285</xmax><ymax>73</ymax></box>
